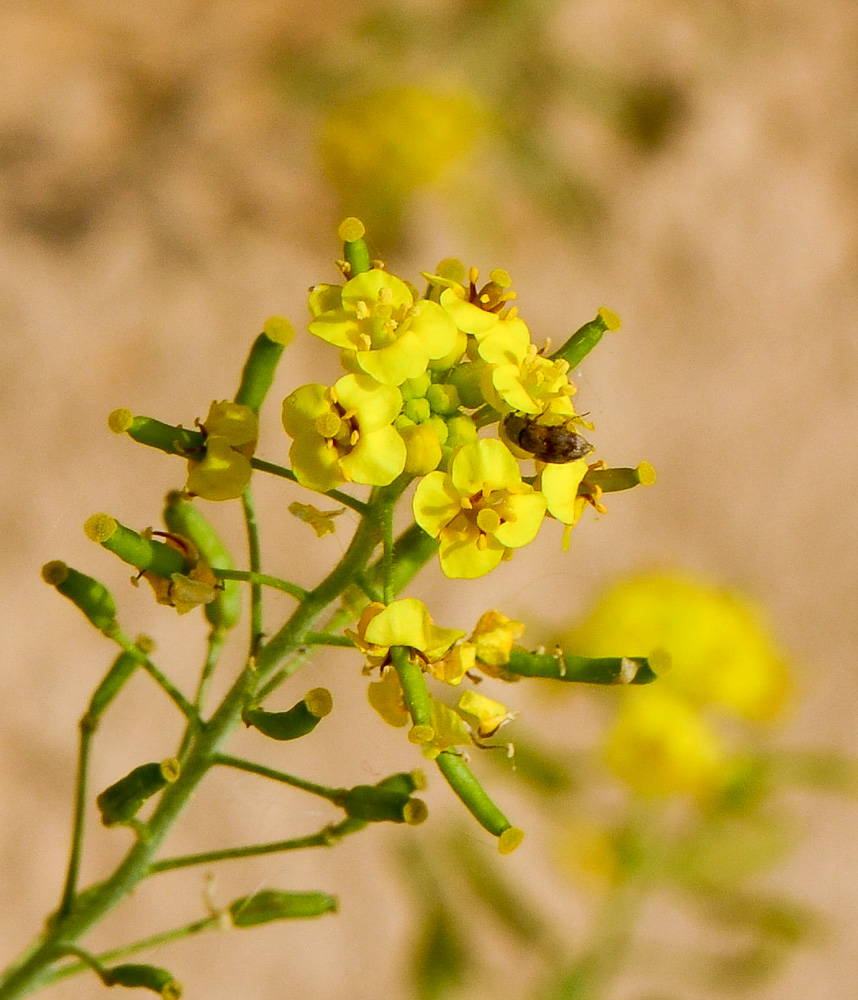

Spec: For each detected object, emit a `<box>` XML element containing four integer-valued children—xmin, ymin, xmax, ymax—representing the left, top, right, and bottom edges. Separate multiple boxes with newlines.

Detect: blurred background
<box><xmin>1</xmin><ymin>1</ymin><xmax>857</xmax><ymax>997</ymax></box>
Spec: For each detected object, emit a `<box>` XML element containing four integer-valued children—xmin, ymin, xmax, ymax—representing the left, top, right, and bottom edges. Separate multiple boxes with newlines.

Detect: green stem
<box><xmin>380</xmin><ymin>497</ymin><xmax>395</xmax><ymax>605</ymax></box>
<box><xmin>214</xmin><ymin>569</ymin><xmax>308</xmax><ymax>602</ymax></box>
<box><xmin>212</xmin><ymin>753</ymin><xmax>343</xmax><ymax>802</ymax></box>
<box><xmin>43</xmin><ymin>917</ymin><xmax>218</xmax><ymax>989</ymax></box>
<box><xmin>390</xmin><ymin>646</ymin><xmax>433</xmax><ymax>728</ymax></box>
<box><xmin>241</xmin><ymin>487</ymin><xmax>264</xmax><ymax>656</ymax></box>
<box><xmin>57</xmin><ymin>723</ymin><xmax>94</xmax><ymax>919</ymax></box>
<box><xmin>148</xmin><ymin>817</ymin><xmax>368</xmax><ymax>875</ymax></box>
<box><xmin>111</xmin><ymin>631</ymin><xmax>198</xmax><ymax>722</ymax></box>
<box><xmin>194</xmin><ymin>628</ymin><xmax>227</xmax><ymax>715</ymax></box>
<box><xmin>250</xmin><ymin>458</ymin><xmax>368</xmax><ymax>515</ymax></box>
<box><xmin>303</xmin><ymin>632</ymin><xmax>355</xmax><ymax>647</ymax></box>
<box><xmin>0</xmin><ymin>492</ymin><xmax>393</xmax><ymax>1000</ymax></box>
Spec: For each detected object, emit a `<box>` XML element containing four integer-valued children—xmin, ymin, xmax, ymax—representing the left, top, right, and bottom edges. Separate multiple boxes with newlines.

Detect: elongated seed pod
<box><xmin>102</xmin><ymin>963</ymin><xmax>181</xmax><ymax>998</ymax></box>
<box><xmin>242</xmin><ymin>688</ymin><xmax>333</xmax><ymax>741</ymax></box>
<box><xmin>84</xmin><ymin>515</ymin><xmax>189</xmax><ymax>578</ymax></box>
<box><xmin>41</xmin><ymin>561</ymin><xmax>117</xmax><ymax>633</ymax></box>
<box><xmin>337</xmin><ymin>784</ymin><xmax>427</xmax><ymax>825</ymax></box>
<box><xmin>229</xmin><ymin>890</ymin><xmax>338</xmax><ymax>926</ymax></box>
<box><xmin>96</xmin><ymin>759</ymin><xmax>180</xmax><ymax>826</ymax></box>
<box><xmin>162</xmin><ymin>493</ymin><xmax>241</xmax><ymax>630</ymax></box>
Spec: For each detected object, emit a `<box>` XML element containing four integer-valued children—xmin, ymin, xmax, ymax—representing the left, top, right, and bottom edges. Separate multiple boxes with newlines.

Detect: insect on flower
<box><xmin>503</xmin><ymin>414</ymin><xmax>593</xmax><ymax>464</ymax></box>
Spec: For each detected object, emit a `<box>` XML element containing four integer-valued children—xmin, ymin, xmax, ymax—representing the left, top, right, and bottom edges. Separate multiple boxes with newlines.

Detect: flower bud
<box><xmin>96</xmin><ymin>759</ymin><xmax>180</xmax><ymax>827</ymax></box>
<box><xmin>426</xmin><ymin>383</ymin><xmax>460</xmax><ymax>415</ymax></box>
<box><xmin>162</xmin><ymin>493</ymin><xmax>241</xmax><ymax>630</ymax></box>
<box><xmin>229</xmin><ymin>889</ymin><xmax>338</xmax><ymax>926</ymax></box>
<box><xmin>102</xmin><ymin>963</ymin><xmax>181</xmax><ymax>998</ymax></box>
<box><xmin>107</xmin><ymin>410</ymin><xmax>204</xmax><ymax>456</ymax></box>
<box><xmin>41</xmin><ymin>561</ymin><xmax>117</xmax><ymax>633</ymax></box>
<box><xmin>84</xmin><ymin>515</ymin><xmax>189</xmax><ymax>579</ymax></box>
<box><xmin>242</xmin><ymin>688</ymin><xmax>333</xmax><ymax>741</ymax></box>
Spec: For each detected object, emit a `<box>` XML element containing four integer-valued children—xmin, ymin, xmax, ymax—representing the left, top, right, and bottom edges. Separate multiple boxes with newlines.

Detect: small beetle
<box><xmin>503</xmin><ymin>414</ymin><xmax>593</xmax><ymax>464</ymax></box>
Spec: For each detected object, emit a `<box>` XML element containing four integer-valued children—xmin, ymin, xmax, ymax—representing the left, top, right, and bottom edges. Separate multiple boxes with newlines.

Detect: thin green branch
<box><xmin>43</xmin><ymin>917</ymin><xmax>218</xmax><ymax>989</ymax></box>
<box><xmin>241</xmin><ymin>487</ymin><xmax>264</xmax><ymax>657</ymax></box>
<box><xmin>213</xmin><ymin>753</ymin><xmax>343</xmax><ymax>802</ymax></box>
<box><xmin>194</xmin><ymin>628</ymin><xmax>227</xmax><ymax>714</ymax></box>
<box><xmin>110</xmin><ymin>631</ymin><xmax>199</xmax><ymax>723</ymax></box>
<box><xmin>148</xmin><ymin>817</ymin><xmax>367</xmax><ymax>875</ymax></box>
<box><xmin>57</xmin><ymin>724</ymin><xmax>94</xmax><ymax>919</ymax></box>
<box><xmin>214</xmin><ymin>568</ymin><xmax>308</xmax><ymax>602</ymax></box>
<box><xmin>303</xmin><ymin>631</ymin><xmax>355</xmax><ymax>647</ymax></box>
<box><xmin>250</xmin><ymin>458</ymin><xmax>368</xmax><ymax>515</ymax></box>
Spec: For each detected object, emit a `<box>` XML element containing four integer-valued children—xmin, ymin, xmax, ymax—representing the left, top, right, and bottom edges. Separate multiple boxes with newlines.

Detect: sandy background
<box><xmin>1</xmin><ymin>1</ymin><xmax>857</xmax><ymax>998</ymax></box>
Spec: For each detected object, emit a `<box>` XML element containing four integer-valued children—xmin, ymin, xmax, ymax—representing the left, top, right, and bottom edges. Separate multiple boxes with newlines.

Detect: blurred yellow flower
<box><xmin>604</xmin><ymin>687</ymin><xmax>726</xmax><ymax>799</ymax></box>
<box><xmin>320</xmin><ymin>86</ymin><xmax>480</xmax><ymax>241</ymax></box>
<box><xmin>567</xmin><ymin>572</ymin><xmax>790</xmax><ymax>722</ymax></box>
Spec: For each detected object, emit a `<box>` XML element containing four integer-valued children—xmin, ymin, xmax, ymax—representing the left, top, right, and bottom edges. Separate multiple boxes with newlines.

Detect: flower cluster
<box><xmin>351</xmin><ymin>598</ymin><xmax>523</xmax><ymax>754</ymax></box>
<box><xmin>274</xmin><ymin>219</ymin><xmax>649</xmax><ymax>578</ymax></box>
<box><xmin>99</xmin><ymin>221</ymin><xmax>658</xmax><ymax>859</ymax></box>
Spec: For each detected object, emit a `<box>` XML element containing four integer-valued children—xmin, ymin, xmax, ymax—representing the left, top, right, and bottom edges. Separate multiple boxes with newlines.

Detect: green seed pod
<box><xmin>84</xmin><ymin>515</ymin><xmax>189</xmax><ymax>579</ymax></box>
<box><xmin>102</xmin><ymin>963</ymin><xmax>181</xmax><ymax>998</ymax></box>
<box><xmin>338</xmin><ymin>784</ymin><xmax>427</xmax><ymax>825</ymax></box>
<box><xmin>435</xmin><ymin>750</ymin><xmax>513</xmax><ymax>840</ymax></box>
<box><xmin>242</xmin><ymin>688</ymin><xmax>333</xmax><ymax>741</ymax></box>
<box><xmin>549</xmin><ymin>307</ymin><xmax>621</xmax><ymax>369</ymax></box>
<box><xmin>162</xmin><ymin>493</ymin><xmax>241</xmax><ymax>630</ymax></box>
<box><xmin>504</xmin><ymin>649</ymin><xmax>660</xmax><ymax>685</ymax></box>
<box><xmin>339</xmin><ymin>217</ymin><xmax>371</xmax><ymax>275</ymax></box>
<box><xmin>584</xmin><ymin>461</ymin><xmax>657</xmax><ymax>493</ymax></box>
<box><xmin>108</xmin><ymin>409</ymin><xmax>204</xmax><ymax>457</ymax></box>
<box><xmin>374</xmin><ymin>770</ymin><xmax>427</xmax><ymax>796</ymax></box>
<box><xmin>96</xmin><ymin>759</ymin><xmax>180</xmax><ymax>827</ymax></box>
<box><xmin>84</xmin><ymin>651</ymin><xmax>139</xmax><ymax>729</ymax></box>
<box><xmin>228</xmin><ymin>889</ymin><xmax>338</xmax><ymax>927</ymax></box>
<box><xmin>41</xmin><ymin>561</ymin><xmax>117</xmax><ymax>633</ymax></box>
<box><xmin>233</xmin><ymin>318</ymin><xmax>294</xmax><ymax>413</ymax></box>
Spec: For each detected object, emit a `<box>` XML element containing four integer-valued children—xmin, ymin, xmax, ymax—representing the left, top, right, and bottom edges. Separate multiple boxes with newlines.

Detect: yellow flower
<box><xmin>350</xmin><ymin>598</ymin><xmax>465</xmax><ymax>672</ymax></box>
<box><xmin>537</xmin><ymin>461</ymin><xmax>590</xmax><ymax>525</ymax></box>
<box><xmin>457</xmin><ymin>690</ymin><xmax>516</xmax><ymax>739</ymax></box>
<box><xmin>469</xmin><ymin>610</ymin><xmax>525</xmax><ymax>672</ymax></box>
<box><xmin>308</xmin><ymin>269</ymin><xmax>458</xmax><ymax>386</ymax></box>
<box><xmin>287</xmin><ymin>502</ymin><xmax>347</xmax><ymax>537</ymax></box>
<box><xmin>433</xmin><ymin>266</ymin><xmax>518</xmax><ymax>337</ymax></box>
<box><xmin>367</xmin><ymin>667</ymin><xmax>410</xmax><ymax>728</ymax></box>
<box><xmin>604</xmin><ymin>687</ymin><xmax>726</xmax><ymax>799</ymax></box>
<box><xmin>282</xmin><ymin>373</ymin><xmax>406</xmax><ymax>493</ymax></box>
<box><xmin>185</xmin><ymin>401</ymin><xmax>258</xmax><ymax>501</ymax></box>
<box><xmin>320</xmin><ymin>86</ymin><xmax>480</xmax><ymax>240</ymax></box>
<box><xmin>410</xmin><ymin>699</ymin><xmax>473</xmax><ymax>759</ymax></box>
<box><xmin>413</xmin><ymin>438</ymin><xmax>547</xmax><ymax>578</ymax></box>
<box><xmin>567</xmin><ymin>572</ymin><xmax>790</xmax><ymax>722</ymax></box>
<box><xmin>485</xmin><ymin>341</ymin><xmax>577</xmax><ymax>417</ymax></box>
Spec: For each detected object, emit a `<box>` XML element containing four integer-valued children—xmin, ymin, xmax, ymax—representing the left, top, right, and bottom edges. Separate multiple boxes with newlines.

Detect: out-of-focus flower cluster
<box><xmin>566</xmin><ymin>571</ymin><xmax>791</xmax><ymax>803</ymax></box>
